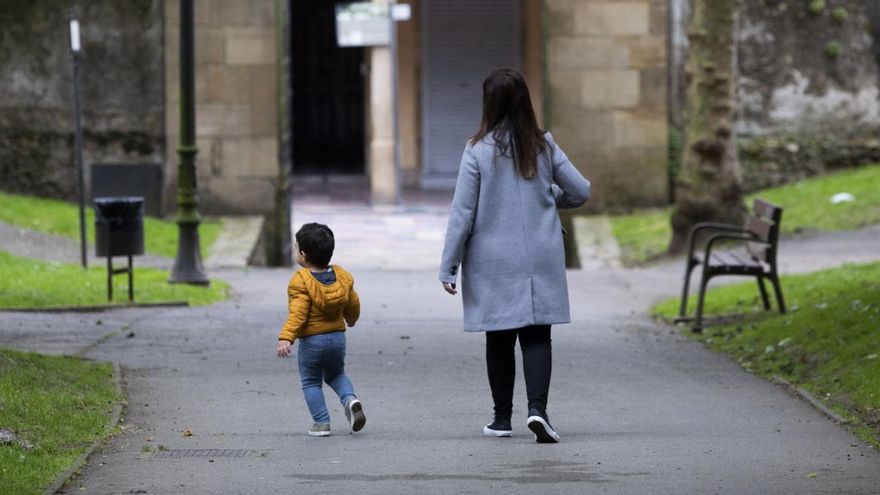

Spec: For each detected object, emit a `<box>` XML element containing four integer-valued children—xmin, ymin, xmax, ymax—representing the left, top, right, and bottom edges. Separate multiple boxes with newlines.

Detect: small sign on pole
<box><xmin>69</xmin><ymin>19</ymin><xmax>81</xmax><ymax>52</ymax></box>
<box><xmin>69</xmin><ymin>10</ymin><xmax>87</xmax><ymax>268</ymax></box>
<box><xmin>335</xmin><ymin>3</ymin><xmax>390</xmax><ymax>47</ymax></box>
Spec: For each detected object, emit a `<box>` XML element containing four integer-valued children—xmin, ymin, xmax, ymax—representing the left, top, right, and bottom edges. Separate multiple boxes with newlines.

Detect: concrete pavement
<box><xmin>1</xmin><ymin>208</ymin><xmax>879</xmax><ymax>494</ymax></box>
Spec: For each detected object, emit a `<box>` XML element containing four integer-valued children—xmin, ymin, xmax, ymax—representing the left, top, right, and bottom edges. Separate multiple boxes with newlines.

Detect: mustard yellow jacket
<box><xmin>278</xmin><ymin>265</ymin><xmax>360</xmax><ymax>343</ymax></box>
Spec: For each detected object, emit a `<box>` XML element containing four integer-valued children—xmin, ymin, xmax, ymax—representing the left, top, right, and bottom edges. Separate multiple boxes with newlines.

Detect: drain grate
<box><xmin>152</xmin><ymin>449</ymin><xmax>265</xmax><ymax>459</ymax></box>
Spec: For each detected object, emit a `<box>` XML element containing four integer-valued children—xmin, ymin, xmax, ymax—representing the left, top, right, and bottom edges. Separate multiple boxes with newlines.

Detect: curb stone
<box><xmin>43</xmin><ymin>361</ymin><xmax>124</xmax><ymax>495</ymax></box>
<box><xmin>772</xmin><ymin>375</ymin><xmax>849</xmax><ymax>425</ymax></box>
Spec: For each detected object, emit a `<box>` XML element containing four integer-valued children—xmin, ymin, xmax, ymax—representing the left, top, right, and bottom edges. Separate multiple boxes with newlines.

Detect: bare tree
<box><xmin>669</xmin><ymin>0</ymin><xmax>746</xmax><ymax>254</ymax></box>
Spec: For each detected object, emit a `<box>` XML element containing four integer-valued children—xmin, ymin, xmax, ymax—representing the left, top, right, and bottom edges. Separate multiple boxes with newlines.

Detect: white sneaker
<box><xmin>344</xmin><ymin>398</ymin><xmax>366</xmax><ymax>433</ymax></box>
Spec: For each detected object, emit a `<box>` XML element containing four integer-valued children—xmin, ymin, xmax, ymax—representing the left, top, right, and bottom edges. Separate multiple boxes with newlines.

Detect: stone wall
<box><xmin>737</xmin><ymin>0</ymin><xmax>879</xmax><ymax>134</ymax></box>
<box><xmin>671</xmin><ymin>0</ymin><xmax>880</xmax><ymax>193</ymax></box>
<box><xmin>737</xmin><ymin>0</ymin><xmax>880</xmax><ymax>191</ymax></box>
<box><xmin>0</xmin><ymin>0</ymin><xmax>164</xmax><ymax>203</ymax></box>
<box><xmin>164</xmin><ymin>0</ymin><xmax>279</xmax><ymax>214</ymax></box>
<box><xmin>545</xmin><ymin>0</ymin><xmax>668</xmax><ymax>211</ymax></box>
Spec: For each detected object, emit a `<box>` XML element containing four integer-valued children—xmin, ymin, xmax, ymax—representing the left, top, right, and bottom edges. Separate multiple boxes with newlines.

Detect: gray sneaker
<box><xmin>344</xmin><ymin>398</ymin><xmax>366</xmax><ymax>433</ymax></box>
<box><xmin>308</xmin><ymin>423</ymin><xmax>331</xmax><ymax>437</ymax></box>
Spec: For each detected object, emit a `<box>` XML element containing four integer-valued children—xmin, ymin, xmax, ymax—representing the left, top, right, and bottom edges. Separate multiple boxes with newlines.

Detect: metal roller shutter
<box><xmin>421</xmin><ymin>0</ymin><xmax>520</xmax><ymax>188</ymax></box>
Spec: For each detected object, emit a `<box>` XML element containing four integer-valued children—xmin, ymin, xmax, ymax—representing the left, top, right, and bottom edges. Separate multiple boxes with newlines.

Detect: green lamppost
<box><xmin>169</xmin><ymin>0</ymin><xmax>209</xmax><ymax>285</ymax></box>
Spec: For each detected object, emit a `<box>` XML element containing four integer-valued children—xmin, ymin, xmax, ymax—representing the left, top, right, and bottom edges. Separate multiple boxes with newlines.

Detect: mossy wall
<box><xmin>671</xmin><ymin>0</ymin><xmax>880</xmax><ymax>194</ymax></box>
<box><xmin>738</xmin><ymin>131</ymin><xmax>880</xmax><ymax>193</ymax></box>
<box><xmin>0</xmin><ymin>0</ymin><xmax>164</xmax><ymax>202</ymax></box>
<box><xmin>735</xmin><ymin>0</ymin><xmax>880</xmax><ymax>191</ymax></box>
<box><xmin>737</xmin><ymin>0</ymin><xmax>879</xmax><ymax>133</ymax></box>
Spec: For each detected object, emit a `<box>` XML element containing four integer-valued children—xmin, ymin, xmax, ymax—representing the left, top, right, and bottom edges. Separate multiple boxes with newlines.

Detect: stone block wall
<box><xmin>545</xmin><ymin>0</ymin><xmax>668</xmax><ymax>210</ymax></box>
<box><xmin>164</xmin><ymin>0</ymin><xmax>279</xmax><ymax>214</ymax></box>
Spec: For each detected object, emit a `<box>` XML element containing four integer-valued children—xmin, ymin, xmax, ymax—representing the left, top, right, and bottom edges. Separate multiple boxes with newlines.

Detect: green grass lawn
<box><xmin>608</xmin><ymin>208</ymin><xmax>670</xmax><ymax>267</ymax></box>
<box><xmin>0</xmin><ymin>348</ymin><xmax>118</xmax><ymax>494</ymax></box>
<box><xmin>610</xmin><ymin>164</ymin><xmax>880</xmax><ymax>265</ymax></box>
<box><xmin>0</xmin><ymin>251</ymin><xmax>228</xmax><ymax>309</ymax></box>
<box><xmin>0</xmin><ymin>192</ymin><xmax>222</xmax><ymax>259</ymax></box>
<box><xmin>653</xmin><ymin>261</ymin><xmax>880</xmax><ymax>445</ymax></box>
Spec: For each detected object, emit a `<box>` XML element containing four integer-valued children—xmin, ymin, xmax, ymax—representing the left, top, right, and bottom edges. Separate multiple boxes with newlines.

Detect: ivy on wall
<box><xmin>806</xmin><ymin>0</ymin><xmax>850</xmax><ymax>58</ymax></box>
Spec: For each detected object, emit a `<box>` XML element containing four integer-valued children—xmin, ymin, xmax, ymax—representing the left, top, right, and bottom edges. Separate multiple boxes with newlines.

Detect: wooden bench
<box><xmin>675</xmin><ymin>198</ymin><xmax>786</xmax><ymax>332</ymax></box>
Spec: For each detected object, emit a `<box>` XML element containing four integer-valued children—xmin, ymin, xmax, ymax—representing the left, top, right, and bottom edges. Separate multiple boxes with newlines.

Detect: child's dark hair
<box><xmin>295</xmin><ymin>223</ymin><xmax>334</xmax><ymax>268</ymax></box>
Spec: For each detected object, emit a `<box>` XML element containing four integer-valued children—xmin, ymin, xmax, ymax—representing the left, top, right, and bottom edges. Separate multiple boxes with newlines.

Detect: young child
<box><xmin>276</xmin><ymin>223</ymin><xmax>364</xmax><ymax>437</ymax></box>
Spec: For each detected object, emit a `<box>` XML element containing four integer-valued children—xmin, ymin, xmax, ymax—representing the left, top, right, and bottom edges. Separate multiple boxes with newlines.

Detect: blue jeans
<box><xmin>297</xmin><ymin>331</ymin><xmax>356</xmax><ymax>424</ymax></box>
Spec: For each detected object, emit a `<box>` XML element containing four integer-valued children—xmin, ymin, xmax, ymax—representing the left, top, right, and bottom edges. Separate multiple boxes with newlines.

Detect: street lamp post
<box><xmin>169</xmin><ymin>0</ymin><xmax>209</xmax><ymax>285</ymax></box>
<box><xmin>69</xmin><ymin>10</ymin><xmax>87</xmax><ymax>269</ymax></box>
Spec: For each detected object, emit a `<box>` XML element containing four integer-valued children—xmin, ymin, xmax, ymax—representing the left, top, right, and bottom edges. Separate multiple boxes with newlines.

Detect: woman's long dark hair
<box><xmin>470</xmin><ymin>68</ymin><xmax>546</xmax><ymax>179</ymax></box>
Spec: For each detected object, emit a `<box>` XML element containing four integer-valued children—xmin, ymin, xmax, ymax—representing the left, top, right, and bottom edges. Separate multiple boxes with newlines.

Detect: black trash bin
<box><xmin>94</xmin><ymin>197</ymin><xmax>144</xmax><ymax>302</ymax></box>
<box><xmin>94</xmin><ymin>197</ymin><xmax>144</xmax><ymax>256</ymax></box>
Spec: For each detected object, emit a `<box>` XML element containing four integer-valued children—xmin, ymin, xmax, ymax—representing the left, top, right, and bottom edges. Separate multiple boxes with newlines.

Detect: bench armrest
<box><xmin>686</xmin><ymin>222</ymin><xmax>749</xmax><ymax>260</ymax></box>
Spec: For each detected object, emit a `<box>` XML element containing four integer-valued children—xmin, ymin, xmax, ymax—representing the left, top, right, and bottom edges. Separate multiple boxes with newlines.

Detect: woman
<box><xmin>439</xmin><ymin>68</ymin><xmax>590</xmax><ymax>443</ymax></box>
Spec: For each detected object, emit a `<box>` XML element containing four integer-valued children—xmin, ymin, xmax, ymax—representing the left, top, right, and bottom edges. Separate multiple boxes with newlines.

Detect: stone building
<box><xmin>250</xmin><ymin>0</ymin><xmax>669</xmax><ymax>212</ymax></box>
<box><xmin>1</xmin><ymin>0</ymin><xmax>669</xmax><ymax>218</ymax></box>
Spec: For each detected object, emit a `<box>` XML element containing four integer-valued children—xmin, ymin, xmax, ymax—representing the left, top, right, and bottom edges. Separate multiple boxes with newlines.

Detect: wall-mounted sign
<box><xmin>335</xmin><ymin>3</ymin><xmax>390</xmax><ymax>47</ymax></box>
<box><xmin>335</xmin><ymin>3</ymin><xmax>411</xmax><ymax>47</ymax></box>
<box><xmin>391</xmin><ymin>4</ymin><xmax>411</xmax><ymax>21</ymax></box>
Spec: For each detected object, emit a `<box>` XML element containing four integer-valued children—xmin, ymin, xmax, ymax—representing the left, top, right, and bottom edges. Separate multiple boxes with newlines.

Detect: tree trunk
<box><xmin>668</xmin><ymin>0</ymin><xmax>745</xmax><ymax>255</ymax></box>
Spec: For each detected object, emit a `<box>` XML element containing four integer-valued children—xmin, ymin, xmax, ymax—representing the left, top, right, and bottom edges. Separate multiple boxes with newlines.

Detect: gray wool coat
<box><xmin>438</xmin><ymin>132</ymin><xmax>591</xmax><ymax>331</ymax></box>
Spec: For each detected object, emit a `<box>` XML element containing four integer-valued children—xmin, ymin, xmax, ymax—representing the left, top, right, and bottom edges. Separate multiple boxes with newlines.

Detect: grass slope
<box><xmin>653</xmin><ymin>262</ymin><xmax>880</xmax><ymax>445</ymax></box>
<box><xmin>610</xmin><ymin>164</ymin><xmax>880</xmax><ymax>265</ymax></box>
<box><xmin>0</xmin><ymin>192</ymin><xmax>222</xmax><ymax>259</ymax></box>
<box><xmin>0</xmin><ymin>349</ymin><xmax>118</xmax><ymax>494</ymax></box>
<box><xmin>0</xmin><ymin>251</ymin><xmax>228</xmax><ymax>309</ymax></box>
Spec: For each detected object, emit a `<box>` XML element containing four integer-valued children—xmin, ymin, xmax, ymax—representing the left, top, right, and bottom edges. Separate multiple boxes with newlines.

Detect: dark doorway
<box><xmin>291</xmin><ymin>0</ymin><xmax>365</xmax><ymax>175</ymax></box>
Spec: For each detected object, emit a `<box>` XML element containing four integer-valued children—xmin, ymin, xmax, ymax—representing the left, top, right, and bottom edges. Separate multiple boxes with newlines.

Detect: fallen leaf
<box><xmin>806</xmin><ymin>472</ymin><xmax>817</xmax><ymax>478</ymax></box>
<box><xmin>0</xmin><ymin>429</ymin><xmax>16</xmax><ymax>445</ymax></box>
<box><xmin>182</xmin><ymin>429</ymin><xmax>193</xmax><ymax>437</ymax></box>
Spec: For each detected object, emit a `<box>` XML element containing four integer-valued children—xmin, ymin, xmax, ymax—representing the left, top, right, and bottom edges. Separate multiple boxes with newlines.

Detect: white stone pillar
<box><xmin>368</xmin><ymin>1</ymin><xmax>399</xmax><ymax>205</ymax></box>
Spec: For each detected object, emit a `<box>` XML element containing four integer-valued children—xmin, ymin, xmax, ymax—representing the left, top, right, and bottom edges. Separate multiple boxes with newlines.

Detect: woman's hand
<box><xmin>442</xmin><ymin>282</ymin><xmax>457</xmax><ymax>295</ymax></box>
<box><xmin>277</xmin><ymin>340</ymin><xmax>292</xmax><ymax>357</ymax></box>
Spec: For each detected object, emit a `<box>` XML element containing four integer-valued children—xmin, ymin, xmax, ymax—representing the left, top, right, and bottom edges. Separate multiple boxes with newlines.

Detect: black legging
<box><xmin>485</xmin><ymin>325</ymin><xmax>552</xmax><ymax>420</ymax></box>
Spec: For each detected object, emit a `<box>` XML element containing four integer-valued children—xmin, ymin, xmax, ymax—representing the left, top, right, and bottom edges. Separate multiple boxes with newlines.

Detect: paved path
<box><xmin>292</xmin><ymin>203</ymin><xmax>447</xmax><ymax>270</ymax></box>
<box><xmin>1</xmin><ymin>206</ymin><xmax>879</xmax><ymax>494</ymax></box>
<box><xmin>0</xmin><ymin>216</ymin><xmax>265</xmax><ymax>271</ymax></box>
<box><xmin>0</xmin><ymin>220</ymin><xmax>174</xmax><ymax>269</ymax></box>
